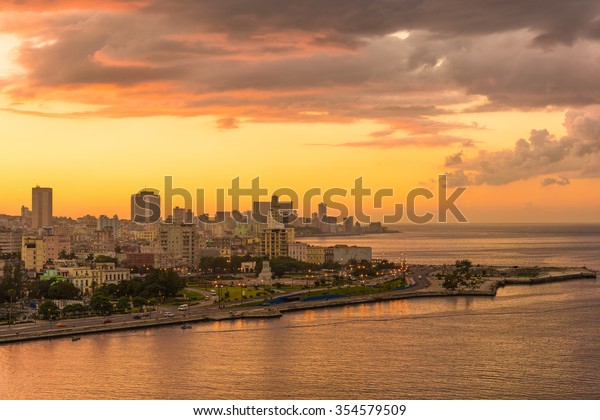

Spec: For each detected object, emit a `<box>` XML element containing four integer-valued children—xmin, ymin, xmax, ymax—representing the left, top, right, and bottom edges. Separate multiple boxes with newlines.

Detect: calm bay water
<box><xmin>300</xmin><ymin>223</ymin><xmax>600</xmax><ymax>270</ymax></box>
<box><xmin>1</xmin><ymin>279</ymin><xmax>599</xmax><ymax>400</ymax></box>
<box><xmin>1</xmin><ymin>224</ymin><xmax>599</xmax><ymax>400</ymax></box>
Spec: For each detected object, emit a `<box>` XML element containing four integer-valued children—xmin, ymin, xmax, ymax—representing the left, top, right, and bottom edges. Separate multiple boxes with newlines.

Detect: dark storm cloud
<box><xmin>146</xmin><ymin>0</ymin><xmax>600</xmax><ymax>46</ymax></box>
<box><xmin>2</xmin><ymin>0</ymin><xmax>600</xmax><ymax>142</ymax></box>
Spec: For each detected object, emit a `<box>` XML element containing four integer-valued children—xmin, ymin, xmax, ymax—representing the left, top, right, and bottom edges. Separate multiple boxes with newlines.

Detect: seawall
<box><xmin>1</xmin><ymin>270</ymin><xmax>595</xmax><ymax>345</ymax></box>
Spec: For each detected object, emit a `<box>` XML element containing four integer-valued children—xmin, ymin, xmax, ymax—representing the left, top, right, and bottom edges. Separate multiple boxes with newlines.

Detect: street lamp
<box><xmin>239</xmin><ymin>282</ymin><xmax>245</xmax><ymax>306</ymax></box>
<box><xmin>217</xmin><ymin>276</ymin><xmax>222</xmax><ymax>309</ymax></box>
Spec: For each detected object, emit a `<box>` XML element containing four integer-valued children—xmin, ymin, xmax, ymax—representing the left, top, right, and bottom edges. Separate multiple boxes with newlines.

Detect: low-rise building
<box><xmin>306</xmin><ymin>245</ymin><xmax>326</xmax><ymax>265</ymax></box>
<box><xmin>65</xmin><ymin>262</ymin><xmax>131</xmax><ymax>295</ymax></box>
<box><xmin>288</xmin><ymin>242</ymin><xmax>308</xmax><ymax>262</ymax></box>
<box><xmin>122</xmin><ymin>253</ymin><xmax>155</xmax><ymax>269</ymax></box>
<box><xmin>331</xmin><ymin>245</ymin><xmax>372</xmax><ymax>263</ymax></box>
<box><xmin>43</xmin><ymin>235</ymin><xmax>71</xmax><ymax>261</ymax></box>
<box><xmin>0</xmin><ymin>228</ymin><xmax>22</xmax><ymax>255</ymax></box>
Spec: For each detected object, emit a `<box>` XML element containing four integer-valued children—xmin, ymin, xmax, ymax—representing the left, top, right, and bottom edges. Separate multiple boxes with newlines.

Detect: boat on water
<box><xmin>71</xmin><ymin>336</ymin><xmax>81</xmax><ymax>341</ymax></box>
<box><xmin>181</xmin><ymin>324</ymin><xmax>192</xmax><ymax>330</ymax></box>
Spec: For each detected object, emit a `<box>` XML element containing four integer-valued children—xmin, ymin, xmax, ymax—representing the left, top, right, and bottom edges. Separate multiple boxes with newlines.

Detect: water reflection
<box><xmin>0</xmin><ymin>280</ymin><xmax>599</xmax><ymax>399</ymax></box>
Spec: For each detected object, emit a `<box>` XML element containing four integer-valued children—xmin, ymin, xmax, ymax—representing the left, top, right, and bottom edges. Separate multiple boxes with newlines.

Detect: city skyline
<box><xmin>2</xmin><ymin>2</ymin><xmax>600</xmax><ymax>408</ymax></box>
<box><xmin>1</xmin><ymin>1</ymin><xmax>600</xmax><ymax>223</ymax></box>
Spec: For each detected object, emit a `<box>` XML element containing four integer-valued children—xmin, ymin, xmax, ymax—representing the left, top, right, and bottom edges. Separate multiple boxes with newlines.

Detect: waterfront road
<box><xmin>0</xmin><ymin>295</ymin><xmax>220</xmax><ymax>338</ymax></box>
<box><xmin>0</xmin><ymin>274</ymin><xmax>431</xmax><ymax>339</ymax></box>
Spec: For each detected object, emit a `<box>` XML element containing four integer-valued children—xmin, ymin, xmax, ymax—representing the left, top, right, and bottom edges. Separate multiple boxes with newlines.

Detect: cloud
<box><xmin>335</xmin><ymin>135</ymin><xmax>473</xmax><ymax>149</ymax></box>
<box><xmin>0</xmin><ymin>0</ymin><xmax>600</xmax><ymax>130</ymax></box>
<box><xmin>369</xmin><ymin>129</ymin><xmax>395</xmax><ymax>138</ymax></box>
<box><xmin>446</xmin><ymin>110</ymin><xmax>600</xmax><ymax>185</ymax></box>
<box><xmin>541</xmin><ymin>177</ymin><xmax>570</xmax><ymax>187</ymax></box>
<box><xmin>216</xmin><ymin>117</ymin><xmax>239</xmax><ymax>129</ymax></box>
<box><xmin>445</xmin><ymin>151</ymin><xmax>463</xmax><ymax>166</ymax></box>
<box><xmin>145</xmin><ymin>0</ymin><xmax>600</xmax><ymax>46</ymax></box>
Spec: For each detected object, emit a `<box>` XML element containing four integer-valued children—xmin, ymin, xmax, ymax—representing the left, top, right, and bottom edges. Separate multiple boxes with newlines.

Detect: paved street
<box><xmin>0</xmin><ymin>272</ymin><xmax>432</xmax><ymax>339</ymax></box>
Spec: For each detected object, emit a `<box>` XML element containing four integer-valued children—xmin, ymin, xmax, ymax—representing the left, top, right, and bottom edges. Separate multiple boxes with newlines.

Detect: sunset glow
<box><xmin>1</xmin><ymin>1</ymin><xmax>599</xmax><ymax>222</ymax></box>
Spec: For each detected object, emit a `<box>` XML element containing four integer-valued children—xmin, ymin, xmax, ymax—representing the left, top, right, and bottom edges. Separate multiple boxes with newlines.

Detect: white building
<box><xmin>331</xmin><ymin>245</ymin><xmax>372</xmax><ymax>263</ymax></box>
<box><xmin>287</xmin><ymin>242</ymin><xmax>308</xmax><ymax>262</ymax></box>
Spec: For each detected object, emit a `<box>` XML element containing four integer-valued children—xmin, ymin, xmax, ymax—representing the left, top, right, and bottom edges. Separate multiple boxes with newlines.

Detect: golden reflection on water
<box><xmin>1</xmin><ymin>279</ymin><xmax>599</xmax><ymax>399</ymax></box>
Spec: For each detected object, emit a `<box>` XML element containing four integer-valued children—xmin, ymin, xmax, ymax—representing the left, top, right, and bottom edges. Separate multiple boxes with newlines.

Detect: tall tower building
<box><xmin>32</xmin><ymin>186</ymin><xmax>53</xmax><ymax>229</ymax></box>
<box><xmin>131</xmin><ymin>190</ymin><xmax>161</xmax><ymax>224</ymax></box>
<box><xmin>318</xmin><ymin>202</ymin><xmax>327</xmax><ymax>221</ymax></box>
<box><xmin>252</xmin><ymin>195</ymin><xmax>294</xmax><ymax>225</ymax></box>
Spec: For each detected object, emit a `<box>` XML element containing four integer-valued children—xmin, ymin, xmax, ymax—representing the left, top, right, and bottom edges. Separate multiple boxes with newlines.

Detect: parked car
<box><xmin>164</xmin><ymin>312</ymin><xmax>174</xmax><ymax>317</ymax></box>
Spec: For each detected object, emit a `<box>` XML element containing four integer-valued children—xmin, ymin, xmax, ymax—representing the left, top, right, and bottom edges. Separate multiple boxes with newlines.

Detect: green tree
<box><xmin>7</xmin><ymin>288</ymin><xmax>16</xmax><ymax>324</ymax></box>
<box><xmin>95</xmin><ymin>255</ymin><xmax>118</xmax><ymax>265</ymax></box>
<box><xmin>116</xmin><ymin>296</ymin><xmax>130</xmax><ymax>312</ymax></box>
<box><xmin>38</xmin><ymin>300</ymin><xmax>60</xmax><ymax>319</ymax></box>
<box><xmin>442</xmin><ymin>260</ymin><xmax>483</xmax><ymax>290</ymax></box>
<box><xmin>27</xmin><ymin>279</ymin><xmax>53</xmax><ymax>300</ymax></box>
<box><xmin>132</xmin><ymin>296</ymin><xmax>146</xmax><ymax>308</ymax></box>
<box><xmin>90</xmin><ymin>293</ymin><xmax>113</xmax><ymax>315</ymax></box>
<box><xmin>62</xmin><ymin>303</ymin><xmax>87</xmax><ymax>318</ymax></box>
<box><xmin>147</xmin><ymin>297</ymin><xmax>157</xmax><ymax>309</ymax></box>
<box><xmin>0</xmin><ymin>263</ymin><xmax>24</xmax><ymax>302</ymax></box>
<box><xmin>143</xmin><ymin>269</ymin><xmax>185</xmax><ymax>298</ymax></box>
<box><xmin>48</xmin><ymin>280</ymin><xmax>81</xmax><ymax>300</ymax></box>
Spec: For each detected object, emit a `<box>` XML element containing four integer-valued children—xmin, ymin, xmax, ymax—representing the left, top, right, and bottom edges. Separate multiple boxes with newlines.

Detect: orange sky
<box><xmin>1</xmin><ymin>1</ymin><xmax>600</xmax><ymax>223</ymax></box>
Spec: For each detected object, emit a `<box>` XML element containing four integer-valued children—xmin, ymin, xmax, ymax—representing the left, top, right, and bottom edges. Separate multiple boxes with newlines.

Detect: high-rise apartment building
<box><xmin>32</xmin><ymin>186</ymin><xmax>53</xmax><ymax>229</ymax></box>
<box><xmin>158</xmin><ymin>224</ymin><xmax>198</xmax><ymax>267</ymax></box>
<box><xmin>252</xmin><ymin>195</ymin><xmax>294</xmax><ymax>225</ymax></box>
<box><xmin>260</xmin><ymin>227</ymin><xmax>295</xmax><ymax>259</ymax></box>
<box><xmin>21</xmin><ymin>236</ymin><xmax>46</xmax><ymax>272</ymax></box>
<box><xmin>131</xmin><ymin>191</ymin><xmax>161</xmax><ymax>224</ymax></box>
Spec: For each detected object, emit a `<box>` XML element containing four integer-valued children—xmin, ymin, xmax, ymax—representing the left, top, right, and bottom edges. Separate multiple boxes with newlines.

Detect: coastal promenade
<box><xmin>276</xmin><ymin>269</ymin><xmax>597</xmax><ymax>312</ymax></box>
<box><xmin>0</xmin><ymin>307</ymin><xmax>283</xmax><ymax>345</ymax></box>
<box><xmin>0</xmin><ymin>268</ymin><xmax>596</xmax><ymax>345</ymax></box>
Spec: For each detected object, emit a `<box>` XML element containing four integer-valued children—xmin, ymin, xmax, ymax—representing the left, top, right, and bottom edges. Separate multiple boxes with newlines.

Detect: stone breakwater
<box><xmin>278</xmin><ymin>269</ymin><xmax>597</xmax><ymax>312</ymax></box>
